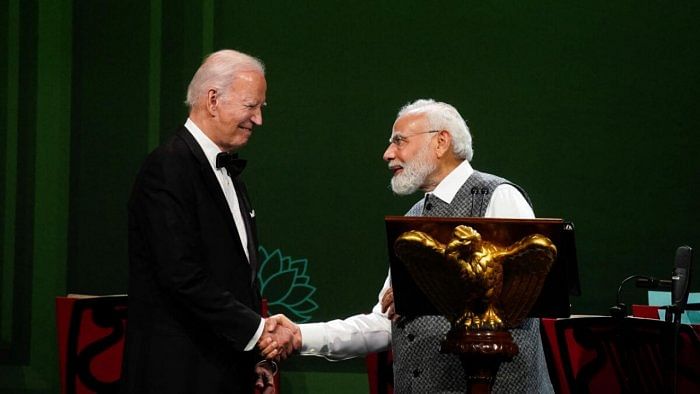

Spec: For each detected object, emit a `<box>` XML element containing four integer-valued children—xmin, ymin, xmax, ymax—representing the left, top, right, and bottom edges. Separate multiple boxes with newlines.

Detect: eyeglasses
<box><xmin>388</xmin><ymin>130</ymin><xmax>440</xmax><ymax>148</ymax></box>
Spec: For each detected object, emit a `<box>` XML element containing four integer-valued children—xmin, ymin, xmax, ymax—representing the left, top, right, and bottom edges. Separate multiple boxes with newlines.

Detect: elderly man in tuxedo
<box><xmin>122</xmin><ymin>49</ymin><xmax>296</xmax><ymax>394</ymax></box>
<box><xmin>268</xmin><ymin>99</ymin><xmax>553</xmax><ymax>393</ymax></box>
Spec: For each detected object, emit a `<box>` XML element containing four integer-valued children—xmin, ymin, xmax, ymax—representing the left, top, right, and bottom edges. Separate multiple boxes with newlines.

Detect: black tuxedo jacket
<box><xmin>122</xmin><ymin>126</ymin><xmax>262</xmax><ymax>393</ymax></box>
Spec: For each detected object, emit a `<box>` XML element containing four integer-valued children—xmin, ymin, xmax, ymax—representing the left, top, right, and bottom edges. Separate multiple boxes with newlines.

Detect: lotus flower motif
<box><xmin>257</xmin><ymin>246</ymin><xmax>319</xmax><ymax>323</ymax></box>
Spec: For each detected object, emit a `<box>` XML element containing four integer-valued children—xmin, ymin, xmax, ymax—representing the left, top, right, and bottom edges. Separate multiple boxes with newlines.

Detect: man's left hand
<box><xmin>381</xmin><ymin>287</ymin><xmax>400</xmax><ymax>321</ymax></box>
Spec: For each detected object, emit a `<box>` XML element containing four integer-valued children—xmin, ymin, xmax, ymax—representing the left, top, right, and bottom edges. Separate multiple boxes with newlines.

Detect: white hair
<box><xmin>185</xmin><ymin>49</ymin><xmax>265</xmax><ymax>109</ymax></box>
<box><xmin>396</xmin><ymin>99</ymin><xmax>473</xmax><ymax>161</ymax></box>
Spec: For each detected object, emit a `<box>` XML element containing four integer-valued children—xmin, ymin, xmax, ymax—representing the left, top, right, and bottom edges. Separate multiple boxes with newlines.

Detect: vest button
<box><xmin>407</xmin><ymin>333</ymin><xmax>415</xmax><ymax>341</ymax></box>
<box><xmin>425</xmin><ymin>203</ymin><xmax>432</xmax><ymax>210</ymax></box>
<box><xmin>413</xmin><ymin>369</ymin><xmax>421</xmax><ymax>377</ymax></box>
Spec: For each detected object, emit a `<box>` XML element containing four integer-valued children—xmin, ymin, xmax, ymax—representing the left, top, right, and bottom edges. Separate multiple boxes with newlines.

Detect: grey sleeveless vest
<box><xmin>392</xmin><ymin>170</ymin><xmax>554</xmax><ymax>393</ymax></box>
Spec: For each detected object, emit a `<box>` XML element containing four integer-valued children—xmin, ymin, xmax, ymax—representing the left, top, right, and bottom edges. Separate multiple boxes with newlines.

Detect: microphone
<box><xmin>671</xmin><ymin>245</ymin><xmax>692</xmax><ymax>313</ymax></box>
<box><xmin>470</xmin><ymin>187</ymin><xmax>478</xmax><ymax>213</ymax></box>
<box><xmin>635</xmin><ymin>277</ymin><xmax>672</xmax><ymax>290</ymax></box>
<box><xmin>610</xmin><ymin>274</ymin><xmax>672</xmax><ymax>318</ymax></box>
<box><xmin>610</xmin><ymin>274</ymin><xmax>649</xmax><ymax>318</ymax></box>
<box><xmin>479</xmin><ymin>187</ymin><xmax>489</xmax><ymax>213</ymax></box>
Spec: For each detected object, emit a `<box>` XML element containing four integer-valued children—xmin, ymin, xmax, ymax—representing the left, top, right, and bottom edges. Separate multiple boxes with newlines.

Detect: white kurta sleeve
<box><xmin>298</xmin><ymin>273</ymin><xmax>392</xmax><ymax>360</ymax></box>
<box><xmin>485</xmin><ymin>184</ymin><xmax>535</xmax><ymax>219</ymax></box>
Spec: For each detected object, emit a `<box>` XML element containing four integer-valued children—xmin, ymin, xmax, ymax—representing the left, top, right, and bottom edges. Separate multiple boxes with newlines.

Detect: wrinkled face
<box><xmin>383</xmin><ymin>113</ymin><xmax>438</xmax><ymax>195</ymax></box>
<box><xmin>210</xmin><ymin>70</ymin><xmax>267</xmax><ymax>151</ymax></box>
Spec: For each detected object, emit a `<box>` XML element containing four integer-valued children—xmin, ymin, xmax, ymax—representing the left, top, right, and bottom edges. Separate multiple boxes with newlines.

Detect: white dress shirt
<box><xmin>185</xmin><ymin>118</ymin><xmax>264</xmax><ymax>351</ymax></box>
<box><xmin>298</xmin><ymin>160</ymin><xmax>534</xmax><ymax>360</ymax></box>
<box><xmin>431</xmin><ymin>159</ymin><xmax>534</xmax><ymax>218</ymax></box>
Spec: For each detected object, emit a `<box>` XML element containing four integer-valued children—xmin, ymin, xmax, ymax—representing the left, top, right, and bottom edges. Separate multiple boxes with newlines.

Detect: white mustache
<box><xmin>388</xmin><ymin>161</ymin><xmax>404</xmax><ymax>170</ymax></box>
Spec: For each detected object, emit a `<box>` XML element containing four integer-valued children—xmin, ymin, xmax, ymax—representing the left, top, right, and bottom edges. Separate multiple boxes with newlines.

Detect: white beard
<box><xmin>389</xmin><ymin>145</ymin><xmax>437</xmax><ymax>195</ymax></box>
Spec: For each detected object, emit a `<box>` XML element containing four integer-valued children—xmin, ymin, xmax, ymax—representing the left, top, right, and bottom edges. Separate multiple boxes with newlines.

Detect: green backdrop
<box><xmin>2</xmin><ymin>1</ymin><xmax>699</xmax><ymax>392</ymax></box>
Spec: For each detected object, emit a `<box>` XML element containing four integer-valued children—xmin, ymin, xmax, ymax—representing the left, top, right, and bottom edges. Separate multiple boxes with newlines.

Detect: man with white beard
<box><xmin>267</xmin><ymin>99</ymin><xmax>553</xmax><ymax>393</ymax></box>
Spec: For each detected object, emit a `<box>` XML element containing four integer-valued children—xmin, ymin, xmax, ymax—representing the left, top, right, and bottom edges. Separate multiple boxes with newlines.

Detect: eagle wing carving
<box><xmin>394</xmin><ymin>226</ymin><xmax>556</xmax><ymax>330</ymax></box>
<box><xmin>496</xmin><ymin>235</ymin><xmax>557</xmax><ymax>328</ymax></box>
<box><xmin>394</xmin><ymin>230</ymin><xmax>467</xmax><ymax>321</ymax></box>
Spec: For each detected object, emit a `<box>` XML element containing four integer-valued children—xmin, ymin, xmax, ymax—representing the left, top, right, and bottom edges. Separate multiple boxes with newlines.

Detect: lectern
<box><xmin>386</xmin><ymin>216</ymin><xmax>578</xmax><ymax>393</ymax></box>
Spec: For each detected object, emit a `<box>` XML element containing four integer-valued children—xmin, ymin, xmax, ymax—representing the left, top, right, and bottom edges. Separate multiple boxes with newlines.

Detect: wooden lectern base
<box><xmin>441</xmin><ymin>330</ymin><xmax>519</xmax><ymax>394</ymax></box>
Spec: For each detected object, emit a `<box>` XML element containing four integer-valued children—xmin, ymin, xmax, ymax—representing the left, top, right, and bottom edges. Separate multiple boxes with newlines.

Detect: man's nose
<box><xmin>251</xmin><ymin>108</ymin><xmax>263</xmax><ymax>126</ymax></box>
<box><xmin>382</xmin><ymin>144</ymin><xmax>395</xmax><ymax>162</ymax></box>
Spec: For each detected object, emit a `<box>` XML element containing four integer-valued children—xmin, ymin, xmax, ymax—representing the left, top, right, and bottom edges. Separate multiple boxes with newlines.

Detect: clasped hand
<box><xmin>256</xmin><ymin>314</ymin><xmax>301</xmax><ymax>361</ymax></box>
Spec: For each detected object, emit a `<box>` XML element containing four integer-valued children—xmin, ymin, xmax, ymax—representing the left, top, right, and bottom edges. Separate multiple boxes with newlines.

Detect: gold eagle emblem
<box><xmin>394</xmin><ymin>225</ymin><xmax>557</xmax><ymax>331</ymax></box>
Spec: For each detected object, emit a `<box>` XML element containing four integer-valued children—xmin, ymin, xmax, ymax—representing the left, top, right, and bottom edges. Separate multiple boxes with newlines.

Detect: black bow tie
<box><xmin>216</xmin><ymin>152</ymin><xmax>247</xmax><ymax>177</ymax></box>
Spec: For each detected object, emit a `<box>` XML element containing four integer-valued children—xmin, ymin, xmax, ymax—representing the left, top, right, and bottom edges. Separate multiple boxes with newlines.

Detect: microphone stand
<box><xmin>659</xmin><ymin>303</ymin><xmax>700</xmax><ymax>393</ymax></box>
<box><xmin>661</xmin><ymin>302</ymin><xmax>699</xmax><ymax>394</ymax></box>
<box><xmin>613</xmin><ymin>274</ymin><xmax>696</xmax><ymax>394</ymax></box>
<box><xmin>670</xmin><ymin>304</ymin><xmax>681</xmax><ymax>394</ymax></box>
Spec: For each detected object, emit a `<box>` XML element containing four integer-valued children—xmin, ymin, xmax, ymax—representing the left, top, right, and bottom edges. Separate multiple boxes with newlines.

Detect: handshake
<box><xmin>256</xmin><ymin>314</ymin><xmax>302</xmax><ymax>361</ymax></box>
<box><xmin>253</xmin><ymin>289</ymin><xmax>396</xmax><ymax>392</ymax></box>
<box><xmin>253</xmin><ymin>315</ymin><xmax>300</xmax><ymax>393</ymax></box>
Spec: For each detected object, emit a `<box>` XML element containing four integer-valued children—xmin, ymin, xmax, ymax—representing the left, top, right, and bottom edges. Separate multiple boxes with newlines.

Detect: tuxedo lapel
<box><xmin>176</xmin><ymin>128</ymin><xmax>238</xmax><ymax>238</ymax></box>
<box><xmin>232</xmin><ymin>178</ymin><xmax>259</xmax><ymax>279</ymax></box>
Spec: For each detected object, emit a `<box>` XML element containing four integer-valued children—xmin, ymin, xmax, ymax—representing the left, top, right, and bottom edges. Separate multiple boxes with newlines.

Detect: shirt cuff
<box><xmin>244</xmin><ymin>318</ymin><xmax>265</xmax><ymax>351</ymax></box>
<box><xmin>298</xmin><ymin>322</ymin><xmax>329</xmax><ymax>355</ymax></box>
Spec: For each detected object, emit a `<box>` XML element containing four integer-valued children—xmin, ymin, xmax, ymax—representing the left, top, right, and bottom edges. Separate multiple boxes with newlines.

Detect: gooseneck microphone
<box><xmin>610</xmin><ymin>274</ymin><xmax>672</xmax><ymax>318</ymax></box>
<box><xmin>469</xmin><ymin>187</ymin><xmax>478</xmax><ymax>213</ymax></box>
<box><xmin>668</xmin><ymin>245</ymin><xmax>692</xmax><ymax>394</ymax></box>
<box><xmin>610</xmin><ymin>247</ymin><xmax>693</xmax><ymax>394</ymax></box>
<box><xmin>670</xmin><ymin>245</ymin><xmax>692</xmax><ymax>315</ymax></box>
<box><xmin>479</xmin><ymin>188</ymin><xmax>489</xmax><ymax>213</ymax></box>
<box><xmin>634</xmin><ymin>277</ymin><xmax>672</xmax><ymax>290</ymax></box>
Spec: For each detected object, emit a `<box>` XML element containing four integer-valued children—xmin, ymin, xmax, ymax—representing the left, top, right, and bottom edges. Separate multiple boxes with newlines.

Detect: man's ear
<box><xmin>435</xmin><ymin>130</ymin><xmax>452</xmax><ymax>158</ymax></box>
<box><xmin>206</xmin><ymin>89</ymin><xmax>218</xmax><ymax>116</ymax></box>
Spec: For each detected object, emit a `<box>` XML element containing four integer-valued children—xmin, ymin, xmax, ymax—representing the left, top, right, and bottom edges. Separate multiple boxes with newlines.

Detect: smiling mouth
<box><xmin>389</xmin><ymin>166</ymin><xmax>403</xmax><ymax>176</ymax></box>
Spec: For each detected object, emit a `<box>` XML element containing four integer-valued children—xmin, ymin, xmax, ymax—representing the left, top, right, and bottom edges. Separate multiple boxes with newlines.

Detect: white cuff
<box><xmin>298</xmin><ymin>322</ymin><xmax>329</xmax><ymax>355</ymax></box>
<box><xmin>244</xmin><ymin>318</ymin><xmax>265</xmax><ymax>351</ymax></box>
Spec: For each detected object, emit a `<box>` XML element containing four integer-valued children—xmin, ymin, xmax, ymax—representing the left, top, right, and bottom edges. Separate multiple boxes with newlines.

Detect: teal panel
<box><xmin>67</xmin><ymin>0</ymin><xmax>151</xmax><ymax>293</ymax></box>
<box><xmin>30</xmin><ymin>0</ymin><xmax>72</xmax><ymax>386</ymax></box>
<box><xmin>147</xmin><ymin>0</ymin><xmax>162</xmax><ymax>151</ymax></box>
<box><xmin>0</xmin><ymin>0</ymin><xmax>15</xmax><ymax>352</ymax></box>
<box><xmin>9</xmin><ymin>0</ymin><xmax>38</xmax><ymax>364</ymax></box>
<box><xmin>1</xmin><ymin>0</ymin><xmax>72</xmax><ymax>390</ymax></box>
<box><xmin>158</xmin><ymin>0</ymin><xmax>208</xmax><ymax>139</ymax></box>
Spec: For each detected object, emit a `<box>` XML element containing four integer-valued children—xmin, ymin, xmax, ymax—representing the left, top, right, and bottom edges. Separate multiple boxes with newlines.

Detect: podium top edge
<box><xmin>384</xmin><ymin>216</ymin><xmax>566</xmax><ymax>224</ymax></box>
